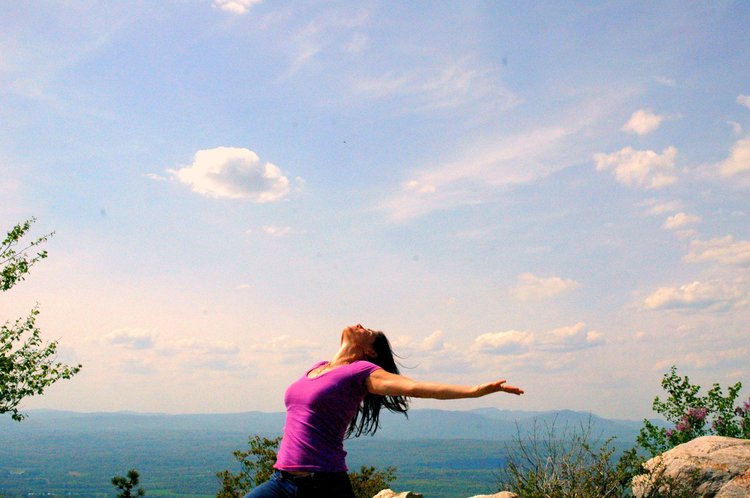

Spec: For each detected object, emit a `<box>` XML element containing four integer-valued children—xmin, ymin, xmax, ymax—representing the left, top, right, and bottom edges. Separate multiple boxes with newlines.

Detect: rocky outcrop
<box><xmin>633</xmin><ymin>436</ymin><xmax>750</xmax><ymax>497</ymax></box>
<box><xmin>372</xmin><ymin>490</ymin><xmax>517</xmax><ymax>498</ymax></box>
<box><xmin>372</xmin><ymin>491</ymin><xmax>423</xmax><ymax>498</ymax></box>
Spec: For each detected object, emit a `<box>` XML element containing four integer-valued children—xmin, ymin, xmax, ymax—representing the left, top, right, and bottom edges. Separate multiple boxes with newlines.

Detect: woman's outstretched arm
<box><xmin>366</xmin><ymin>369</ymin><xmax>524</xmax><ymax>399</ymax></box>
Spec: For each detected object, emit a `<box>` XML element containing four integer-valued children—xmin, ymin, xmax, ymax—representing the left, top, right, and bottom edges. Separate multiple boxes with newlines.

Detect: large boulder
<box><xmin>372</xmin><ymin>490</ymin><xmax>423</xmax><ymax>498</ymax></box>
<box><xmin>633</xmin><ymin>436</ymin><xmax>750</xmax><ymax>497</ymax></box>
<box><xmin>372</xmin><ymin>491</ymin><xmax>517</xmax><ymax>498</ymax></box>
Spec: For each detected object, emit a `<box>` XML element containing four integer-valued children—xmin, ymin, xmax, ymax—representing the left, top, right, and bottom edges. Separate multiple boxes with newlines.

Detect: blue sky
<box><xmin>2</xmin><ymin>1</ymin><xmax>749</xmax><ymax>420</ymax></box>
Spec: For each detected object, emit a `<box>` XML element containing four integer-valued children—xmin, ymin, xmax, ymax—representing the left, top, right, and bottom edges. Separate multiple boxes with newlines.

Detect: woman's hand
<box><xmin>473</xmin><ymin>380</ymin><xmax>524</xmax><ymax>397</ymax></box>
<box><xmin>367</xmin><ymin>369</ymin><xmax>524</xmax><ymax>399</ymax></box>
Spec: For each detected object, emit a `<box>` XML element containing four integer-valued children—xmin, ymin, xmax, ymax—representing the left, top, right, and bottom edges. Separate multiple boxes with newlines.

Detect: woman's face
<box><xmin>341</xmin><ymin>323</ymin><xmax>376</xmax><ymax>351</ymax></box>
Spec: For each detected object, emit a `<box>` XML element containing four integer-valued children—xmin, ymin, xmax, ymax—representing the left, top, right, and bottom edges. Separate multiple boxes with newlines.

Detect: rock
<box><xmin>372</xmin><ymin>490</ymin><xmax>516</xmax><ymax>498</ymax></box>
<box><xmin>633</xmin><ymin>436</ymin><xmax>750</xmax><ymax>498</ymax></box>
<box><xmin>372</xmin><ymin>490</ymin><xmax>424</xmax><ymax>498</ymax></box>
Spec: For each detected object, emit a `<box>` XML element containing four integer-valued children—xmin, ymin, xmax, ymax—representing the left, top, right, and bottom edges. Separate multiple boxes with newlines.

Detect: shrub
<box><xmin>498</xmin><ymin>417</ymin><xmax>693</xmax><ymax>498</ymax></box>
<box><xmin>637</xmin><ymin>365</ymin><xmax>749</xmax><ymax>457</ymax></box>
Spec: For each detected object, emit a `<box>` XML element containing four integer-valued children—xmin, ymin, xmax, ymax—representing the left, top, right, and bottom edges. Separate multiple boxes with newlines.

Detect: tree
<box><xmin>216</xmin><ymin>434</ymin><xmax>397</xmax><ymax>498</ymax></box>
<box><xmin>636</xmin><ymin>365</ymin><xmax>749</xmax><ymax>457</ymax></box>
<box><xmin>217</xmin><ymin>435</ymin><xmax>282</xmax><ymax>498</ymax></box>
<box><xmin>112</xmin><ymin>469</ymin><xmax>146</xmax><ymax>497</ymax></box>
<box><xmin>1</xmin><ymin>218</ymin><xmax>82</xmax><ymax>421</ymax></box>
<box><xmin>349</xmin><ymin>465</ymin><xmax>397</xmax><ymax>498</ymax></box>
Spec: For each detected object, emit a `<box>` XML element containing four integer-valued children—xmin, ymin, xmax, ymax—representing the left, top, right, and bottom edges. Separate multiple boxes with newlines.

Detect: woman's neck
<box><xmin>329</xmin><ymin>341</ymin><xmax>363</xmax><ymax>366</ymax></box>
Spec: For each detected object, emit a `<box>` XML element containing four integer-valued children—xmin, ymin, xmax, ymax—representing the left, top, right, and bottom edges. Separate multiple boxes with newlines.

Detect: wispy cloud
<box><xmin>282</xmin><ymin>8</ymin><xmax>370</xmax><ymax>76</ymax></box>
<box><xmin>639</xmin><ymin>199</ymin><xmax>684</xmax><ymax>216</ymax></box>
<box><xmin>656</xmin><ymin>76</ymin><xmax>677</xmax><ymax>87</ymax></box>
<box><xmin>472</xmin><ymin>330</ymin><xmax>532</xmax><ymax>355</ymax></box>
<box><xmin>662</xmin><ymin>212</ymin><xmax>701</xmax><ymax>230</ymax></box>
<box><xmin>105</xmin><ymin>328</ymin><xmax>156</xmax><ymax>350</ymax></box>
<box><xmin>471</xmin><ymin>323</ymin><xmax>603</xmax><ymax>355</ymax></box>
<box><xmin>379</xmin><ymin>125</ymin><xmax>570</xmax><ymax>221</ymax></box>
<box><xmin>684</xmin><ymin>236</ymin><xmax>750</xmax><ymax>266</ymax></box>
<box><xmin>512</xmin><ymin>273</ymin><xmax>580</xmax><ymax>301</ymax></box>
<box><xmin>622</xmin><ymin>109</ymin><xmax>665</xmax><ymax>135</ymax></box>
<box><xmin>644</xmin><ymin>280</ymin><xmax>746</xmax><ymax>312</ymax></box>
<box><xmin>354</xmin><ymin>57</ymin><xmax>520</xmax><ymax>113</ymax></box>
<box><xmin>717</xmin><ymin>135</ymin><xmax>750</xmax><ymax>178</ymax></box>
<box><xmin>262</xmin><ymin>225</ymin><xmax>292</xmax><ymax>237</ymax></box>
<box><xmin>594</xmin><ymin>146</ymin><xmax>678</xmax><ymax>190</ymax></box>
<box><xmin>535</xmin><ymin>322</ymin><xmax>604</xmax><ymax>352</ymax></box>
<box><xmin>212</xmin><ymin>0</ymin><xmax>263</xmax><ymax>15</ymax></box>
<box><xmin>738</xmin><ymin>94</ymin><xmax>750</xmax><ymax>109</ymax></box>
<box><xmin>168</xmin><ymin>147</ymin><xmax>292</xmax><ymax>201</ymax></box>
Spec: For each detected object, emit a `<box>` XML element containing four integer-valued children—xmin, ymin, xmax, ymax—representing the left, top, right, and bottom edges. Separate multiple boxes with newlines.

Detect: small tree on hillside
<box><xmin>636</xmin><ymin>365</ymin><xmax>749</xmax><ymax>457</ymax></box>
<box><xmin>1</xmin><ymin>218</ymin><xmax>82</xmax><ymax>421</ymax></box>
<box><xmin>112</xmin><ymin>469</ymin><xmax>146</xmax><ymax>497</ymax></box>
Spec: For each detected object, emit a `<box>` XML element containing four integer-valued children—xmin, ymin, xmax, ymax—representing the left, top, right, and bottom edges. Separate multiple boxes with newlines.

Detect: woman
<box><xmin>245</xmin><ymin>324</ymin><xmax>523</xmax><ymax>498</ymax></box>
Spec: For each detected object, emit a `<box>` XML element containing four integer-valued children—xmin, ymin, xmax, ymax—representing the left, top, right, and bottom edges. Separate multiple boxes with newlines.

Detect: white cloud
<box><xmin>738</xmin><ymin>94</ymin><xmax>750</xmax><ymax>109</ymax></box>
<box><xmin>512</xmin><ymin>273</ymin><xmax>580</xmax><ymax>300</ymax></box>
<box><xmin>345</xmin><ymin>32</ymin><xmax>368</xmax><ymax>54</ymax></box>
<box><xmin>282</xmin><ymin>9</ymin><xmax>370</xmax><ymax>76</ymax></box>
<box><xmin>674</xmin><ymin>229</ymin><xmax>698</xmax><ymax>240</ymax></box>
<box><xmin>644</xmin><ymin>280</ymin><xmax>746</xmax><ymax>311</ymax></box>
<box><xmin>354</xmin><ymin>57</ymin><xmax>520</xmax><ymax>113</ymax></box>
<box><xmin>622</xmin><ymin>109</ymin><xmax>665</xmax><ymax>135</ymax></box>
<box><xmin>249</xmin><ymin>335</ymin><xmax>319</xmax><ymax>358</ymax></box>
<box><xmin>639</xmin><ymin>199</ymin><xmax>683</xmax><ymax>216</ymax></box>
<box><xmin>471</xmin><ymin>330</ymin><xmax>532</xmax><ymax>355</ymax></box>
<box><xmin>684</xmin><ymin>236</ymin><xmax>750</xmax><ymax>266</ymax></box>
<box><xmin>728</xmin><ymin>121</ymin><xmax>743</xmax><ymax>135</ymax></box>
<box><xmin>594</xmin><ymin>146</ymin><xmax>678</xmax><ymax>190</ymax></box>
<box><xmin>166</xmin><ymin>338</ymin><xmax>243</xmax><ymax>372</ymax></box>
<box><xmin>662</xmin><ymin>212</ymin><xmax>701</xmax><ymax>230</ymax></box>
<box><xmin>679</xmin><ymin>348</ymin><xmax>750</xmax><ymax>369</ymax></box>
<box><xmin>717</xmin><ymin>135</ymin><xmax>750</xmax><ymax>177</ymax></box>
<box><xmin>535</xmin><ymin>322</ymin><xmax>604</xmax><ymax>352</ymax></box>
<box><xmin>262</xmin><ymin>225</ymin><xmax>292</xmax><ymax>237</ymax></box>
<box><xmin>105</xmin><ymin>328</ymin><xmax>155</xmax><ymax>350</ymax></box>
<box><xmin>145</xmin><ymin>172</ymin><xmax>167</xmax><ymax>182</ymax></box>
<box><xmin>421</xmin><ymin>330</ymin><xmax>445</xmax><ymax>352</ymax></box>
<box><xmin>380</xmin><ymin>125</ymin><xmax>570</xmax><ymax>221</ymax></box>
<box><xmin>213</xmin><ymin>0</ymin><xmax>262</xmax><ymax>15</ymax></box>
<box><xmin>656</xmin><ymin>76</ymin><xmax>677</xmax><ymax>87</ymax></box>
<box><xmin>169</xmin><ymin>147</ymin><xmax>291</xmax><ymax>202</ymax></box>
<box><xmin>471</xmin><ymin>322</ymin><xmax>604</xmax><ymax>355</ymax></box>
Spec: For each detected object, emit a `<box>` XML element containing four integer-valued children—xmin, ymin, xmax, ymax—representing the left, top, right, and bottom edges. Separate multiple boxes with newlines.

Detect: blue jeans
<box><xmin>243</xmin><ymin>470</ymin><xmax>356</xmax><ymax>498</ymax></box>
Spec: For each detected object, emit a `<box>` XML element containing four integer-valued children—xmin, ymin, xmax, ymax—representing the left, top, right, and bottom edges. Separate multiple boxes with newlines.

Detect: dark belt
<box><xmin>279</xmin><ymin>470</ymin><xmax>343</xmax><ymax>481</ymax></box>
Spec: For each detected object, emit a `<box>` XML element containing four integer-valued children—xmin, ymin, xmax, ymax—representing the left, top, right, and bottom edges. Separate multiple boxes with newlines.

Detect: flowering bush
<box><xmin>637</xmin><ymin>366</ymin><xmax>750</xmax><ymax>456</ymax></box>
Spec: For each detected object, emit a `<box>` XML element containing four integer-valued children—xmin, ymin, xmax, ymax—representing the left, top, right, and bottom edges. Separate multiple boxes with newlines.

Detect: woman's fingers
<box><xmin>501</xmin><ymin>384</ymin><xmax>524</xmax><ymax>395</ymax></box>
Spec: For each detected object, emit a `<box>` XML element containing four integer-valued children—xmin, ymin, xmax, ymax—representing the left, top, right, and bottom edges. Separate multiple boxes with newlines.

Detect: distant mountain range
<box><xmin>2</xmin><ymin>407</ymin><xmax>659</xmax><ymax>441</ymax></box>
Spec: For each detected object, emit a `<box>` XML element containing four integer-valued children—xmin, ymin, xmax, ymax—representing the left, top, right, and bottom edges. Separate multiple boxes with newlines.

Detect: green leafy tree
<box><xmin>636</xmin><ymin>365</ymin><xmax>749</xmax><ymax>457</ymax></box>
<box><xmin>217</xmin><ymin>435</ymin><xmax>282</xmax><ymax>498</ymax></box>
<box><xmin>1</xmin><ymin>218</ymin><xmax>82</xmax><ymax>421</ymax></box>
<box><xmin>349</xmin><ymin>465</ymin><xmax>396</xmax><ymax>498</ymax></box>
<box><xmin>217</xmin><ymin>434</ymin><xmax>397</xmax><ymax>498</ymax></box>
<box><xmin>112</xmin><ymin>469</ymin><xmax>146</xmax><ymax>497</ymax></box>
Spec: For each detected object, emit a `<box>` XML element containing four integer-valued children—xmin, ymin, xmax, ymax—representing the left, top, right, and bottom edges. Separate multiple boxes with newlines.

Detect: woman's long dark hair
<box><xmin>346</xmin><ymin>331</ymin><xmax>409</xmax><ymax>438</ymax></box>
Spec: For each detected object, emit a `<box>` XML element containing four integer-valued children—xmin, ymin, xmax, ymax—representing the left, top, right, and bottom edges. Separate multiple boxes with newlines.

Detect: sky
<box><xmin>2</xmin><ymin>1</ymin><xmax>749</xmax><ymax>421</ymax></box>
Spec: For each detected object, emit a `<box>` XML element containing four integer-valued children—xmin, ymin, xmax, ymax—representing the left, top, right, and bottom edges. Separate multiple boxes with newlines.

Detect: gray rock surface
<box><xmin>372</xmin><ymin>490</ymin><xmax>517</xmax><ymax>498</ymax></box>
<box><xmin>372</xmin><ymin>490</ymin><xmax>424</xmax><ymax>498</ymax></box>
<box><xmin>633</xmin><ymin>436</ymin><xmax>750</xmax><ymax>497</ymax></box>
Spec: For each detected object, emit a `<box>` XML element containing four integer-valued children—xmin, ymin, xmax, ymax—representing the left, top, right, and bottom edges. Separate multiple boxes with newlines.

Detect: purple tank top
<box><xmin>274</xmin><ymin>360</ymin><xmax>382</xmax><ymax>472</ymax></box>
